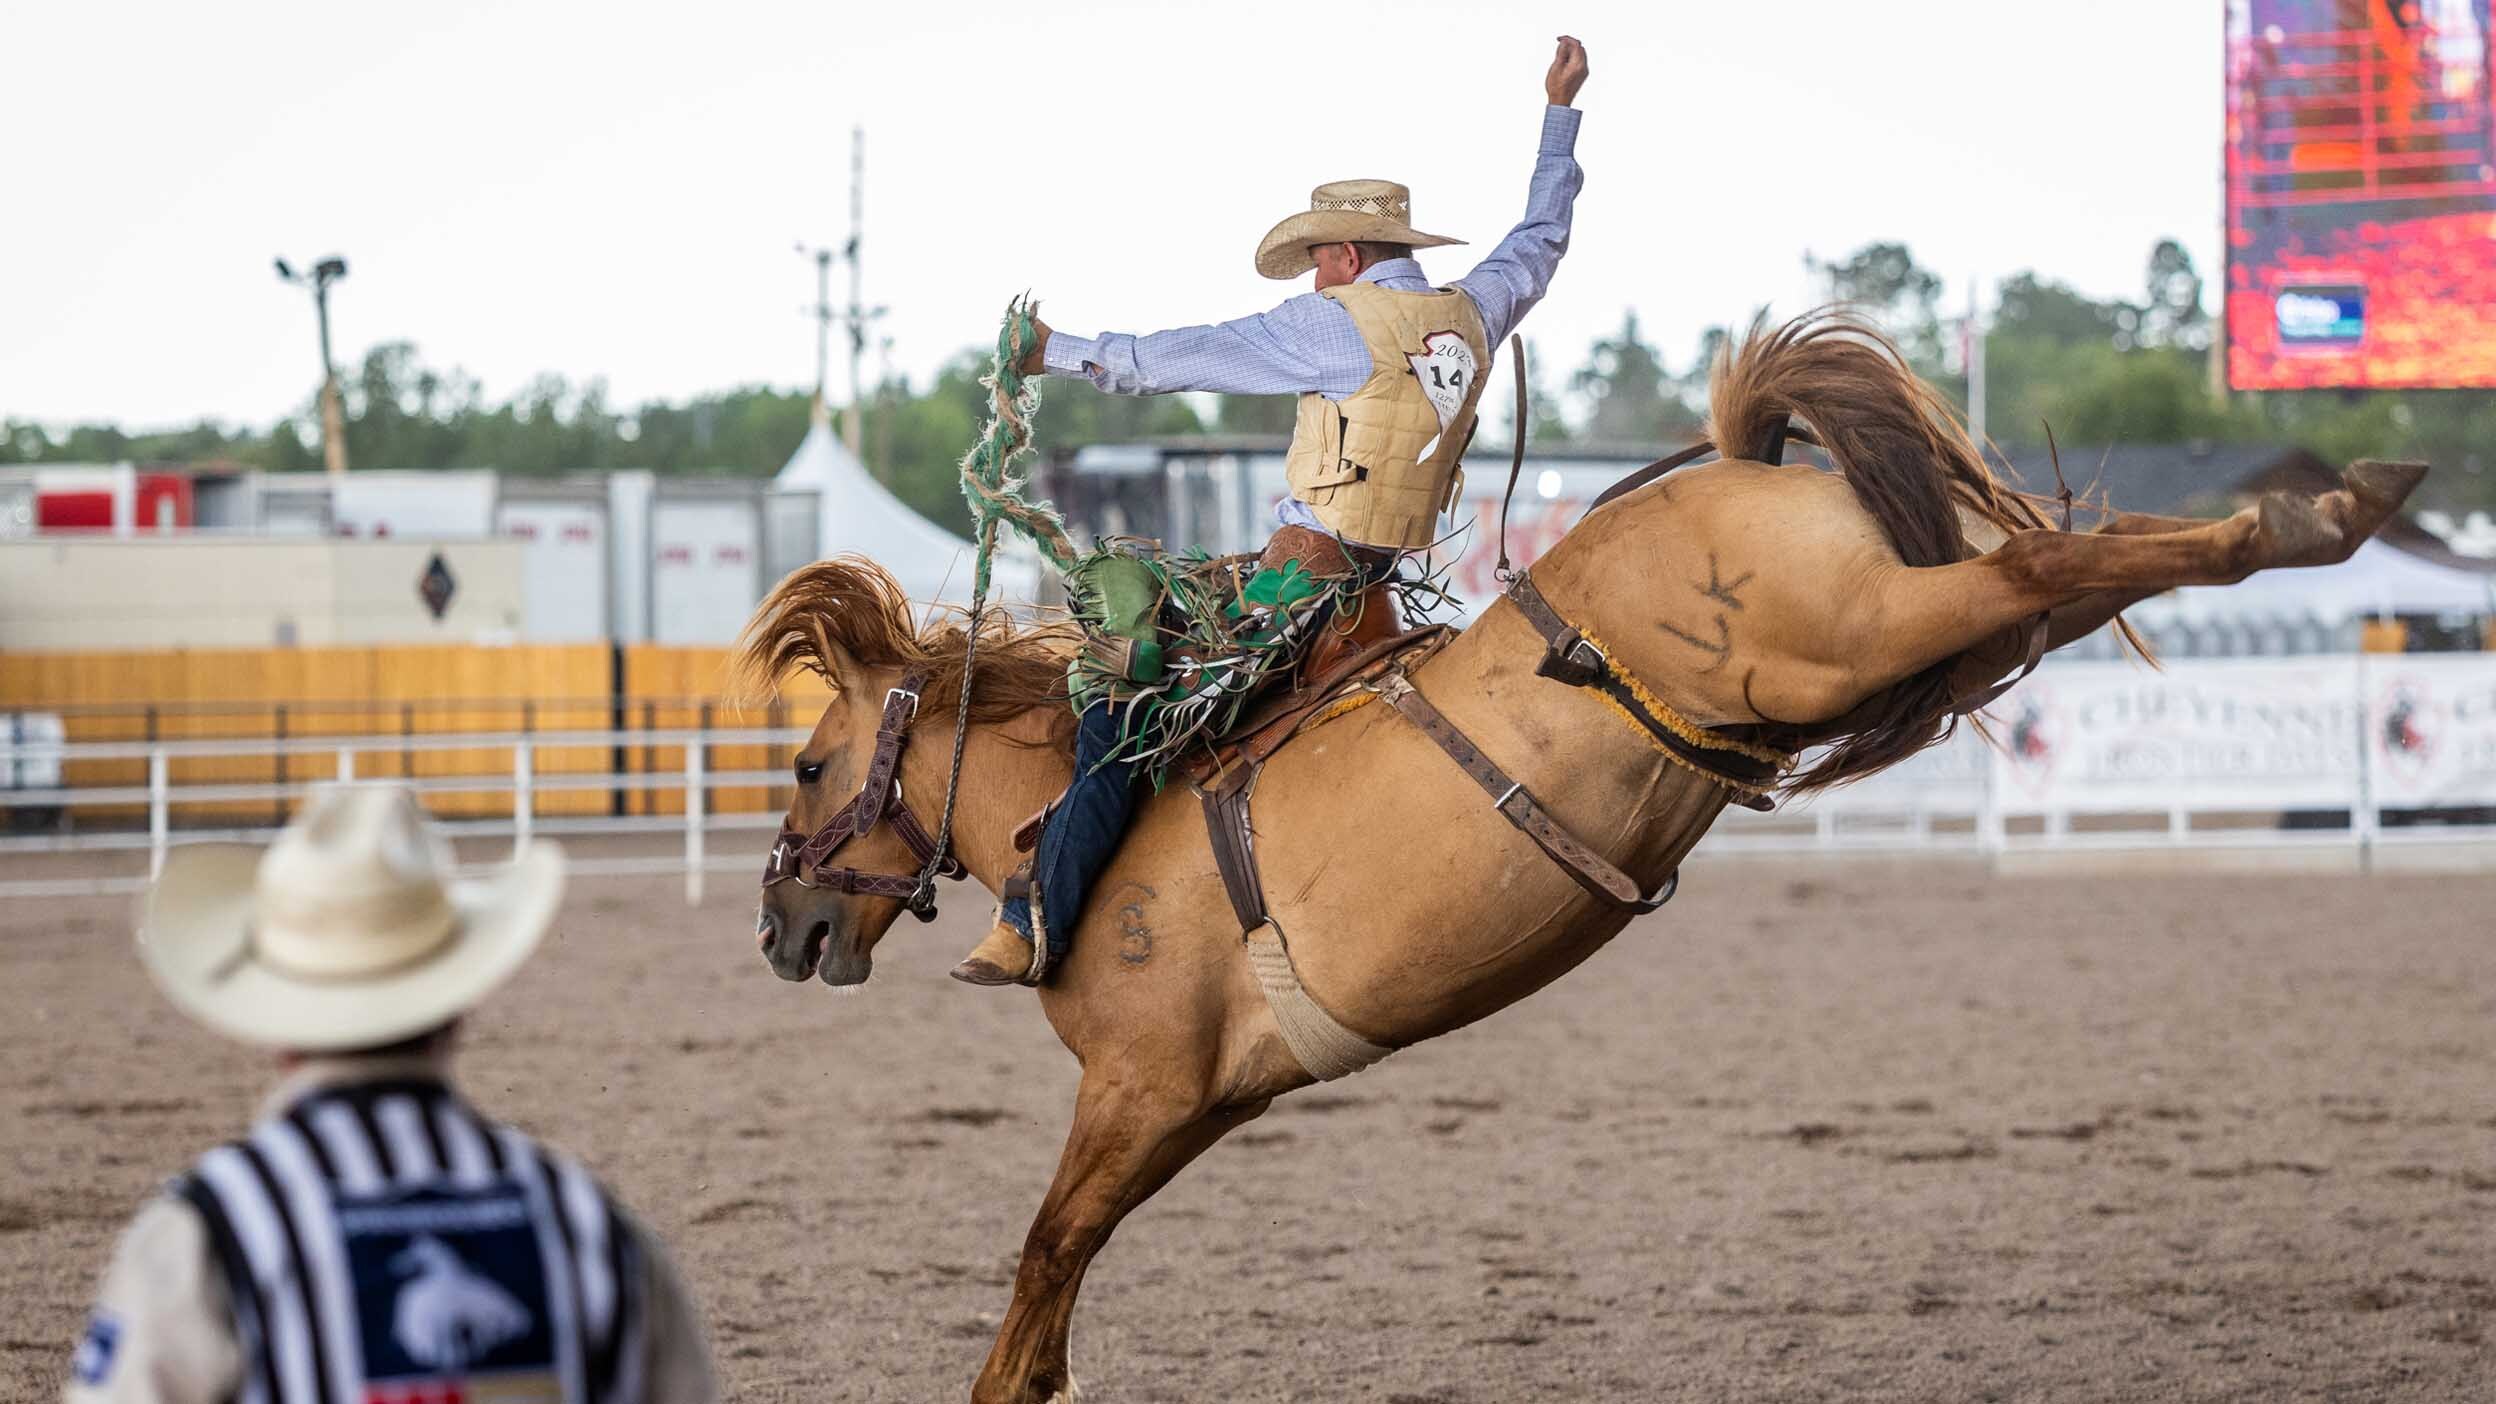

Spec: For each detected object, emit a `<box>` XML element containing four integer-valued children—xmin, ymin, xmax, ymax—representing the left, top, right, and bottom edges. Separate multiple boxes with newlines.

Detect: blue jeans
<box><xmin>998</xmin><ymin>699</ymin><xmax>1138</xmax><ymax>962</ymax></box>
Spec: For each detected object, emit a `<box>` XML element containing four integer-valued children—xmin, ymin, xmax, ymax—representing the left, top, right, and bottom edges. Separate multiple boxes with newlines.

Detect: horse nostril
<box><xmin>757</xmin><ymin>908</ymin><xmax>781</xmax><ymax>953</ymax></box>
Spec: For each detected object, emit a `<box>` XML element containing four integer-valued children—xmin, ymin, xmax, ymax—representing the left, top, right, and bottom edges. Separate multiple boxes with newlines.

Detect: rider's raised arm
<box><xmin>1451</xmin><ymin>37</ymin><xmax>1590</xmax><ymax>348</ymax></box>
<box><xmin>1449</xmin><ymin>106</ymin><xmax>1585</xmax><ymax>351</ymax></box>
<box><xmin>1038</xmin><ymin>295</ymin><xmax>1370</xmax><ymax>399</ymax></box>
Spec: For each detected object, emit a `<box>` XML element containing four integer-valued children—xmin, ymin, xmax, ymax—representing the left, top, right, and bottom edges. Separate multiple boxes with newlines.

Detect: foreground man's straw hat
<box><xmin>1254</xmin><ymin>179</ymin><xmax>1465</xmax><ymax>280</ymax></box>
<box><xmin>139</xmin><ymin>783</ymin><xmax>564</xmax><ymax>1050</ymax></box>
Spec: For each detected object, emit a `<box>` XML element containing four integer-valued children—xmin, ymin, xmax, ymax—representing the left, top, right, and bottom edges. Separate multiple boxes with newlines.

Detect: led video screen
<box><xmin>2226</xmin><ymin>0</ymin><xmax>2496</xmax><ymax>389</ymax></box>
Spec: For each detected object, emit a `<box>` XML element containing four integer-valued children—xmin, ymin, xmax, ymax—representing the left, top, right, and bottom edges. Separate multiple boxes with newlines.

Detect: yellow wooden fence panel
<box><xmin>0</xmin><ymin>640</ymin><xmax>824</xmax><ymax>828</ymax></box>
<box><xmin>619</xmin><ymin>645</ymin><xmax>816</xmax><ymax>818</ymax></box>
<box><xmin>1</xmin><ymin>643</ymin><xmax>613</xmax><ymax>824</ymax></box>
<box><xmin>371</xmin><ymin>645</ymin><xmax>610</xmax><ymax>819</ymax></box>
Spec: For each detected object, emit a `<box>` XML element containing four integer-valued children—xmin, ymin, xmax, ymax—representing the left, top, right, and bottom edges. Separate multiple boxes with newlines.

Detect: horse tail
<box><xmin>1708</xmin><ymin>308</ymin><xmax>2048</xmax><ymax>566</ymax></box>
<box><xmin>1707</xmin><ymin>310</ymin><xmax>2051</xmax><ymax>794</ymax></box>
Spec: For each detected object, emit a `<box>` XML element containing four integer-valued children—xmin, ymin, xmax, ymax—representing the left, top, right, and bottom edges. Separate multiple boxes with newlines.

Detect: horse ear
<box><xmin>819</xmin><ymin>636</ymin><xmax>868</xmax><ymax>702</ymax></box>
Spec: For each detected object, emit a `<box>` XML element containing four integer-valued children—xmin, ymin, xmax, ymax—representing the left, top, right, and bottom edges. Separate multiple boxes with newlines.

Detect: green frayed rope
<box><xmin>912</xmin><ymin>296</ymin><xmax>1081</xmax><ymax>913</ymax></box>
<box><xmin>958</xmin><ymin>296</ymin><xmax>1081</xmax><ymax>588</ymax></box>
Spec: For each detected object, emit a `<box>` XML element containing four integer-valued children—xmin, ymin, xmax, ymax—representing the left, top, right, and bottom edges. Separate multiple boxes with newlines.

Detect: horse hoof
<box><xmin>2344</xmin><ymin>459</ymin><xmax>2428</xmax><ymax>516</ymax></box>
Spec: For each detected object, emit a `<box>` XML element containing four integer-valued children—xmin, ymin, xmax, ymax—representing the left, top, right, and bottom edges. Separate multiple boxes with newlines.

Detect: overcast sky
<box><xmin>2</xmin><ymin>0</ymin><xmax>2223</xmax><ymax>432</ymax></box>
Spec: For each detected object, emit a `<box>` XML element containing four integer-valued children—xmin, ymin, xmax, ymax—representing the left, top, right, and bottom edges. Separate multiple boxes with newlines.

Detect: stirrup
<box><xmin>996</xmin><ymin>862</ymin><xmax>1051</xmax><ymax>987</ymax></box>
<box><xmin>1021</xmin><ymin>878</ymin><xmax>1053</xmax><ymax>987</ymax></box>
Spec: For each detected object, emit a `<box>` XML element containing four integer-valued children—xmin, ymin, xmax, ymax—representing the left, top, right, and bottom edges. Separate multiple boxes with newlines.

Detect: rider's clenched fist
<box><xmin>1546</xmin><ymin>35</ymin><xmax>1590</xmax><ymax>107</ymax></box>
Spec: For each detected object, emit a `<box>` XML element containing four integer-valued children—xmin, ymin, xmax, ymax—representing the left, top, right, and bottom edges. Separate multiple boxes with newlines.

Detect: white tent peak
<box><xmin>774</xmin><ymin>419</ymin><xmax>1037</xmax><ymax>608</ymax></box>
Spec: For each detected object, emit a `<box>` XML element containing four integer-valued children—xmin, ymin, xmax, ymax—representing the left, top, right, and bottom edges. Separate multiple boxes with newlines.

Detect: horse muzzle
<box><xmin>756</xmin><ymin>898</ymin><xmax>876</xmax><ymax>987</ymax></box>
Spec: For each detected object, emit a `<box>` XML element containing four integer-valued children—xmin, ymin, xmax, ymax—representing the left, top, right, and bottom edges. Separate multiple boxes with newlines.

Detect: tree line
<box><xmin>8</xmin><ymin>237</ymin><xmax>2492</xmax><ymax>534</ymax></box>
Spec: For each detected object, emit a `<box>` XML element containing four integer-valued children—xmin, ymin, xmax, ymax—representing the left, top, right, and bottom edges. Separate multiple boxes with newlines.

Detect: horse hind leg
<box><xmin>1848</xmin><ymin>459</ymin><xmax>2427</xmax><ymax>695</ymax></box>
<box><xmin>1994</xmin><ymin>458</ymin><xmax>2425</xmax><ymax>594</ymax></box>
<box><xmin>2037</xmin><ymin>459</ymin><xmax>2423</xmax><ymax>648</ymax></box>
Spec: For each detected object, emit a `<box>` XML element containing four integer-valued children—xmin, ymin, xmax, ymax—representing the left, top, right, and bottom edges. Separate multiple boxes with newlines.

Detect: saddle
<box><xmin>1010</xmin><ymin>527</ymin><xmax>1439</xmax><ymax>858</ymax></box>
<box><xmin>1183</xmin><ymin>612</ymin><xmax>1446</xmax><ymax>786</ymax></box>
<box><xmin>1010</xmin><ymin>608</ymin><xmax>1451</xmax><ymax>856</ymax></box>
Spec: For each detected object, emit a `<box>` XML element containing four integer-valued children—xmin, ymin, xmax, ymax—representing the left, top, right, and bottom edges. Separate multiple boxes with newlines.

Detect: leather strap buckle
<box><xmin>1536</xmin><ymin>631</ymin><xmax>1607</xmax><ymax>687</ymax></box>
<box><xmin>884</xmin><ymin>685</ymin><xmax>921</xmax><ymax>721</ymax></box>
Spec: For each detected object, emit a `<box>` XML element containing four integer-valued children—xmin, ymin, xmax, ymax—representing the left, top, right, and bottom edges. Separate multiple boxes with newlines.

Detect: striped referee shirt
<box><xmin>65</xmin><ymin>1054</ymin><xmax>714</xmax><ymax>1404</ymax></box>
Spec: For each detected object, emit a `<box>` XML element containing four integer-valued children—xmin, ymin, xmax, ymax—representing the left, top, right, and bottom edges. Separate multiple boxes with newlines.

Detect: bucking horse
<box><xmin>736</xmin><ymin>312</ymin><xmax>2424</xmax><ymax>1403</ymax></box>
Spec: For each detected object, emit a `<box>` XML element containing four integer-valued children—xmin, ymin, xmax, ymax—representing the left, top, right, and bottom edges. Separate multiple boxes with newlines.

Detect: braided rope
<box><xmin>959</xmin><ymin>296</ymin><xmax>1080</xmax><ymax>579</ymax></box>
<box><xmin>909</xmin><ymin>298</ymin><xmax>1073</xmax><ymax>915</ymax></box>
<box><xmin>912</xmin><ymin>513</ymin><xmax>988</xmax><ymax>917</ymax></box>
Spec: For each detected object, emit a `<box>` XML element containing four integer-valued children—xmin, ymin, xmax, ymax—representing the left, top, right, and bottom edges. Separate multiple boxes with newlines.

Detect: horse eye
<box><xmin>795</xmin><ymin>761</ymin><xmax>824</xmax><ymax>785</ymax></box>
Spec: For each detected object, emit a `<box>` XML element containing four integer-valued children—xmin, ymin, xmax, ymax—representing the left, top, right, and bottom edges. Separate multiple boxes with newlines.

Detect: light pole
<box><xmin>796</xmin><ymin>242</ymin><xmax>836</xmax><ymax>425</ymax></box>
<box><xmin>275</xmin><ymin>255</ymin><xmax>350</xmax><ymax>475</ymax></box>
<box><xmin>797</xmin><ymin>129</ymin><xmax>886</xmax><ymax>463</ymax></box>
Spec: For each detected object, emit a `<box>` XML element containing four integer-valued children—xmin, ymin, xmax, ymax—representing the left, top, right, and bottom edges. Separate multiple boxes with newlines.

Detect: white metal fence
<box><xmin>5</xmin><ymin>655</ymin><xmax>2493</xmax><ymax>904</ymax></box>
<box><xmin>0</xmin><ymin>726</ymin><xmax>807</xmax><ymax>902</ymax></box>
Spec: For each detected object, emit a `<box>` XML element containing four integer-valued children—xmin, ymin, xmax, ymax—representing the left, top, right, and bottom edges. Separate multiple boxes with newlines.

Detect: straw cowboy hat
<box><xmin>1254</xmin><ymin>179</ymin><xmax>1465</xmax><ymax>280</ymax></box>
<box><xmin>139</xmin><ymin>783</ymin><xmax>564</xmax><ymax>1051</ymax></box>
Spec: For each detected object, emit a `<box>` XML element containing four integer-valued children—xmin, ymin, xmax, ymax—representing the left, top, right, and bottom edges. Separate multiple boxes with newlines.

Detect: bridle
<box><xmin>759</xmin><ymin>669</ymin><xmax>966</xmax><ymax>922</ymax></box>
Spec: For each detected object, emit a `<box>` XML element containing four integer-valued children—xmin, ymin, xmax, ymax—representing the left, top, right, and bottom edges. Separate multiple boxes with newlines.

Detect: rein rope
<box><xmin>1494</xmin><ymin>334</ymin><xmax>1530</xmax><ymax>583</ymax></box>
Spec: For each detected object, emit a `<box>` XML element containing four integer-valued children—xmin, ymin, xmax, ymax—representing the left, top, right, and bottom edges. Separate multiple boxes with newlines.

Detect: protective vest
<box><xmin>1283</xmin><ymin>281</ymin><xmax>1492</xmax><ymax>550</ymax></box>
<box><xmin>173</xmin><ymin>1077</ymin><xmax>644</xmax><ymax>1404</ymax></box>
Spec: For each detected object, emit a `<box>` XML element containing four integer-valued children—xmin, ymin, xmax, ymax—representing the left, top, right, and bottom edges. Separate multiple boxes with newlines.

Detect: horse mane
<box><xmin>733</xmin><ymin>555</ymin><xmax>1079</xmax><ymax>750</ymax></box>
<box><xmin>1705</xmin><ymin>310</ymin><xmax>2133</xmax><ymax>796</ymax></box>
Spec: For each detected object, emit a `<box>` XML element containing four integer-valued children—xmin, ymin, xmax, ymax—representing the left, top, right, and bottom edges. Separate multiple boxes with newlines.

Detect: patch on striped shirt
<box><xmin>342</xmin><ymin>1181</ymin><xmax>560</xmax><ymax>1401</ymax></box>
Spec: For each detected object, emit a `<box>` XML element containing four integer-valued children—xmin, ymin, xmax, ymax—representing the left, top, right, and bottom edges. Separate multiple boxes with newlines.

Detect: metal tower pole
<box><xmin>796</xmin><ymin>243</ymin><xmax>837</xmax><ymax>428</ymax></box>
<box><xmin>844</xmin><ymin>125</ymin><xmax>866</xmax><ymax>462</ymax></box>
<box><xmin>1966</xmin><ymin>278</ymin><xmax>1986</xmax><ymax>452</ymax></box>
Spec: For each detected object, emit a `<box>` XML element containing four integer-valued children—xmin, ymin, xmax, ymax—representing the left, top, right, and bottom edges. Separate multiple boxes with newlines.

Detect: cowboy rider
<box><xmin>952</xmin><ymin>34</ymin><xmax>1593</xmax><ymax>987</ymax></box>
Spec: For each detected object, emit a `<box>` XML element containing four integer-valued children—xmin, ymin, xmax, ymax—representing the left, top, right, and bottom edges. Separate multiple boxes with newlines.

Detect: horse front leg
<box><xmin>972</xmin><ymin>1077</ymin><xmax>1266</xmax><ymax>1404</ymax></box>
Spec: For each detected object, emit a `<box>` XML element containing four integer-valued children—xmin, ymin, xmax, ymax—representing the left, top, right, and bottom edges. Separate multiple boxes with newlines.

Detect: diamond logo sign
<box><xmin>418</xmin><ymin>553</ymin><xmax>457</xmax><ymax>620</ymax></box>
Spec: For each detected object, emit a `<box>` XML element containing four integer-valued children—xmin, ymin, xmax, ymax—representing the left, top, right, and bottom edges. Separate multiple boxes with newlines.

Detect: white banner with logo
<box><xmin>2362</xmin><ymin>655</ymin><xmax>2496</xmax><ymax>809</ymax></box>
<box><xmin>1984</xmin><ymin>658</ymin><xmax>2366</xmax><ymax>814</ymax></box>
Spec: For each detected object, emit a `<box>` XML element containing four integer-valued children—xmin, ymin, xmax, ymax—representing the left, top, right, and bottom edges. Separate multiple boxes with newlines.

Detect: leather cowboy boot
<box><xmin>951</xmin><ymin>867</ymin><xmax>1041</xmax><ymax>986</ymax></box>
<box><xmin>950</xmin><ymin>922</ymin><xmax>1033</xmax><ymax>985</ymax></box>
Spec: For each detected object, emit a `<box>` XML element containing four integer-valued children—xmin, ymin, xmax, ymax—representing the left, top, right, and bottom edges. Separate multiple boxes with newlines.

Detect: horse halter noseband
<box><xmin>760</xmin><ymin>671</ymin><xmax>965</xmax><ymax>921</ymax></box>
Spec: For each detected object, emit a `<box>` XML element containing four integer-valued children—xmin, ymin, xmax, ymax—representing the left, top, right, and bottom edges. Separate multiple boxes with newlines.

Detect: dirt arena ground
<box><xmin>5</xmin><ymin>858</ymin><xmax>2493</xmax><ymax>1402</ymax></box>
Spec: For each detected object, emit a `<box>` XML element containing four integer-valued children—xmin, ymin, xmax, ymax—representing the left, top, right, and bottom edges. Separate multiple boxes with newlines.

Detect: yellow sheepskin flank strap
<box><xmin>1244</xmin><ymin>922</ymin><xmax>1391</xmax><ymax>1081</ymax></box>
<box><xmin>1303</xmin><ymin>690</ymin><xmax>1380</xmax><ymax>730</ymax></box>
<box><xmin>1572</xmin><ymin>622</ymin><xmax>1793</xmax><ymax>792</ymax></box>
